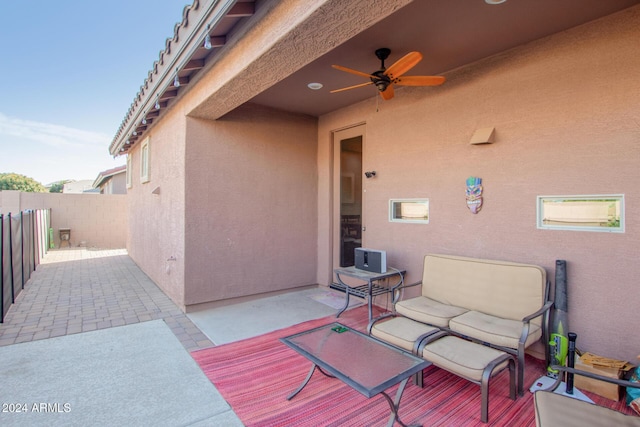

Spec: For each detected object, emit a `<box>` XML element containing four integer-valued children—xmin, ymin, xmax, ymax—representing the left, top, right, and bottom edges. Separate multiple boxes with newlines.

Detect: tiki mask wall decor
<box><xmin>466</xmin><ymin>176</ymin><xmax>483</xmax><ymax>214</ymax></box>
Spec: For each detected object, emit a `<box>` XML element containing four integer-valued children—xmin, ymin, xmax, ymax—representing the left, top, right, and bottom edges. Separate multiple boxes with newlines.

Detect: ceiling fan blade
<box><xmin>330</xmin><ymin>81</ymin><xmax>374</xmax><ymax>93</ymax></box>
<box><xmin>394</xmin><ymin>75</ymin><xmax>446</xmax><ymax>86</ymax></box>
<box><xmin>380</xmin><ymin>84</ymin><xmax>394</xmax><ymax>100</ymax></box>
<box><xmin>332</xmin><ymin>64</ymin><xmax>376</xmax><ymax>79</ymax></box>
<box><xmin>384</xmin><ymin>51</ymin><xmax>423</xmax><ymax>80</ymax></box>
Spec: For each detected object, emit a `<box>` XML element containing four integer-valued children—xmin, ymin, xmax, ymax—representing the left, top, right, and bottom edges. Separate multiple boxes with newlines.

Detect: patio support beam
<box><xmin>187</xmin><ymin>0</ymin><xmax>413</xmax><ymax>121</ymax></box>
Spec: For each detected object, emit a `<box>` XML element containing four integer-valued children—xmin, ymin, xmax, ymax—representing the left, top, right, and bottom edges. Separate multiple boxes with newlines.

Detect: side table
<box><xmin>333</xmin><ymin>266</ymin><xmax>405</xmax><ymax>321</ymax></box>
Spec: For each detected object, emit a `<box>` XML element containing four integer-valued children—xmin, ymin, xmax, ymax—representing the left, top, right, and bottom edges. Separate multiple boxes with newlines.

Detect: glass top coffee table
<box><xmin>280</xmin><ymin>322</ymin><xmax>430</xmax><ymax>427</ymax></box>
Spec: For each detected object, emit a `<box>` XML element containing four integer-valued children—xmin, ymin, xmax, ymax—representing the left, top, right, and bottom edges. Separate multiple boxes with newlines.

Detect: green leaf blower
<box><xmin>548</xmin><ymin>259</ymin><xmax>568</xmax><ymax>378</ymax></box>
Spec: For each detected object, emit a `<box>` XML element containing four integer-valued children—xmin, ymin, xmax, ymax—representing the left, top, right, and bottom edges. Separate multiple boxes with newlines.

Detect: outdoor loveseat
<box><xmin>371</xmin><ymin>254</ymin><xmax>552</xmax><ymax>396</ymax></box>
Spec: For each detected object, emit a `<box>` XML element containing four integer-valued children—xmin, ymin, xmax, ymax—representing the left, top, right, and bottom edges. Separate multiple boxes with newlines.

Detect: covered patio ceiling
<box><xmin>110</xmin><ymin>0</ymin><xmax>639</xmax><ymax>155</ymax></box>
<box><xmin>250</xmin><ymin>0</ymin><xmax>640</xmax><ymax>117</ymax></box>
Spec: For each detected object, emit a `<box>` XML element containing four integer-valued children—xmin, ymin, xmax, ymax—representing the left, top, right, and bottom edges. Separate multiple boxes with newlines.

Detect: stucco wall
<box><xmin>184</xmin><ymin>104</ymin><xmax>318</xmax><ymax>306</ymax></box>
<box><xmin>125</xmin><ymin>105</ymin><xmax>187</xmax><ymax>307</ymax></box>
<box><xmin>0</xmin><ymin>190</ymin><xmax>127</xmax><ymax>249</ymax></box>
<box><xmin>108</xmin><ymin>173</ymin><xmax>127</xmax><ymax>195</ymax></box>
<box><xmin>317</xmin><ymin>6</ymin><xmax>640</xmax><ymax>362</ymax></box>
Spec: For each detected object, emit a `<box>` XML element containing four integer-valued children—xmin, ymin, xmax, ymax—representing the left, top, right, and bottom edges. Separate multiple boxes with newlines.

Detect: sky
<box><xmin>0</xmin><ymin>1</ymin><xmax>190</xmax><ymax>186</ymax></box>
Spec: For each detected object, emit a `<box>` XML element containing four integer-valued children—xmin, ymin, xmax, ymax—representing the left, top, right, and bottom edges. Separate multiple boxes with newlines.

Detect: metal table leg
<box><xmin>336</xmin><ymin>279</ymin><xmax>351</xmax><ymax>318</ymax></box>
<box><xmin>287</xmin><ymin>364</ymin><xmax>334</xmax><ymax>400</ymax></box>
<box><xmin>380</xmin><ymin>377</ymin><xmax>421</xmax><ymax>427</ymax></box>
<box><xmin>287</xmin><ymin>364</ymin><xmax>317</xmax><ymax>400</ymax></box>
<box><xmin>367</xmin><ymin>278</ymin><xmax>373</xmax><ymax>321</ymax></box>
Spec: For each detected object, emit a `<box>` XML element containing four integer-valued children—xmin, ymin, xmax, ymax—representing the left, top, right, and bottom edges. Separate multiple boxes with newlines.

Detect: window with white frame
<box><xmin>389</xmin><ymin>199</ymin><xmax>429</xmax><ymax>223</ymax></box>
<box><xmin>126</xmin><ymin>154</ymin><xmax>132</xmax><ymax>188</ymax></box>
<box><xmin>537</xmin><ymin>195</ymin><xmax>624</xmax><ymax>233</ymax></box>
<box><xmin>140</xmin><ymin>137</ymin><xmax>150</xmax><ymax>183</ymax></box>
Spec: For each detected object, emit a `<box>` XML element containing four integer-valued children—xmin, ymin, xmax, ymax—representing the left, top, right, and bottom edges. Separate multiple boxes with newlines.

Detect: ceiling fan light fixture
<box><xmin>307</xmin><ymin>82</ymin><xmax>323</xmax><ymax>90</ymax></box>
<box><xmin>375</xmin><ymin>81</ymin><xmax>389</xmax><ymax>91</ymax></box>
<box><xmin>485</xmin><ymin>0</ymin><xmax>507</xmax><ymax>4</ymax></box>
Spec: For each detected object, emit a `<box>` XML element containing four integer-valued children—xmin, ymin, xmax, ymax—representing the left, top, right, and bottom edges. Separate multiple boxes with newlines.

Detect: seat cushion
<box><xmin>534</xmin><ymin>390</ymin><xmax>640</xmax><ymax>427</ymax></box>
<box><xmin>370</xmin><ymin>317</ymin><xmax>439</xmax><ymax>352</ymax></box>
<box><xmin>449</xmin><ymin>310</ymin><xmax>542</xmax><ymax>349</ymax></box>
<box><xmin>421</xmin><ymin>336</ymin><xmax>509</xmax><ymax>382</ymax></box>
<box><xmin>395</xmin><ymin>296</ymin><xmax>468</xmax><ymax>328</ymax></box>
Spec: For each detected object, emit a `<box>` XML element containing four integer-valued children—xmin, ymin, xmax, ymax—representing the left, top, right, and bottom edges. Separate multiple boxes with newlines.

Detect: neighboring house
<box><xmin>93</xmin><ymin>165</ymin><xmax>127</xmax><ymax>194</ymax></box>
<box><xmin>108</xmin><ymin>0</ymin><xmax>640</xmax><ymax>362</ymax></box>
<box><xmin>62</xmin><ymin>180</ymin><xmax>98</xmax><ymax>194</ymax></box>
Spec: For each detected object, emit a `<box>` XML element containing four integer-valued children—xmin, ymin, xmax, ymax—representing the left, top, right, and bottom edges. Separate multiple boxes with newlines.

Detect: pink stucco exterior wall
<box><xmin>317</xmin><ymin>6</ymin><xmax>640</xmax><ymax>362</ymax></box>
<box><xmin>126</xmin><ymin>105</ymin><xmax>188</xmax><ymax>306</ymax></box>
<box><xmin>0</xmin><ymin>191</ymin><xmax>127</xmax><ymax>249</ymax></box>
<box><xmin>183</xmin><ymin>105</ymin><xmax>318</xmax><ymax>305</ymax></box>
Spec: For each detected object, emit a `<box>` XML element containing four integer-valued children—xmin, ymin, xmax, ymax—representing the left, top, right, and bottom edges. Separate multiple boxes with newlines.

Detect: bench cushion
<box><xmin>395</xmin><ymin>296</ymin><xmax>468</xmax><ymax>328</ymax></box>
<box><xmin>421</xmin><ymin>336</ymin><xmax>510</xmax><ymax>382</ymax></box>
<box><xmin>534</xmin><ymin>390</ymin><xmax>640</xmax><ymax>427</ymax></box>
<box><xmin>370</xmin><ymin>317</ymin><xmax>438</xmax><ymax>352</ymax></box>
<box><xmin>449</xmin><ymin>310</ymin><xmax>543</xmax><ymax>349</ymax></box>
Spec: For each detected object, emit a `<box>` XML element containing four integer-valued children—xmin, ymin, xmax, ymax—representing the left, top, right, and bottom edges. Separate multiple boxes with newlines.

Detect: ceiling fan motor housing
<box><xmin>372</xmin><ymin>48</ymin><xmax>392</xmax><ymax>91</ymax></box>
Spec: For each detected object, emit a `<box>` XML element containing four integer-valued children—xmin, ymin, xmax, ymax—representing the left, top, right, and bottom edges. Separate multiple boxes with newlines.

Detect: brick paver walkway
<box><xmin>0</xmin><ymin>248</ymin><xmax>214</xmax><ymax>351</ymax></box>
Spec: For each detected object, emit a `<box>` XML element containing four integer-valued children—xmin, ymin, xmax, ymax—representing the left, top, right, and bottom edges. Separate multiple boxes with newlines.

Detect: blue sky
<box><xmin>0</xmin><ymin>1</ymin><xmax>189</xmax><ymax>185</ymax></box>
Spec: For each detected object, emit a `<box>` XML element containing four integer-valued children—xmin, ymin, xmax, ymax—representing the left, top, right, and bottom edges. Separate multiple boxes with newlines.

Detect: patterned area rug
<box><xmin>307</xmin><ymin>290</ymin><xmax>364</xmax><ymax>310</ymax></box>
<box><xmin>192</xmin><ymin>306</ymin><xmax>635</xmax><ymax>426</ymax></box>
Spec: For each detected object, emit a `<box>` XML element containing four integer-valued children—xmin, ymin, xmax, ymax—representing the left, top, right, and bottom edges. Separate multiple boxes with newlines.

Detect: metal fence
<box><xmin>1</xmin><ymin>209</ymin><xmax>50</xmax><ymax>322</ymax></box>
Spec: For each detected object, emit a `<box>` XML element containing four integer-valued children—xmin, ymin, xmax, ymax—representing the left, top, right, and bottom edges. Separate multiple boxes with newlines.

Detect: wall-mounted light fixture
<box><xmin>204</xmin><ymin>25</ymin><xmax>212</xmax><ymax>49</ymax></box>
<box><xmin>364</xmin><ymin>171</ymin><xmax>377</xmax><ymax>178</ymax></box>
<box><xmin>173</xmin><ymin>68</ymin><xmax>180</xmax><ymax>87</ymax></box>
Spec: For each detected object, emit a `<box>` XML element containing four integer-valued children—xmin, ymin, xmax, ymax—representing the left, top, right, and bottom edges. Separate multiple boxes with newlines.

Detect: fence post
<box><xmin>8</xmin><ymin>212</ymin><xmax>14</xmax><ymax>303</ymax></box>
<box><xmin>20</xmin><ymin>211</ymin><xmax>25</xmax><ymax>290</ymax></box>
<box><xmin>30</xmin><ymin>210</ymin><xmax>36</xmax><ymax>273</ymax></box>
<box><xmin>1</xmin><ymin>213</ymin><xmax>4</xmax><ymax>323</ymax></box>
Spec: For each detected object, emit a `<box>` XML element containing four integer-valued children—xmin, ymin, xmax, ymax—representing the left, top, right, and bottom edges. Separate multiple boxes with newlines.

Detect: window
<box><xmin>126</xmin><ymin>154</ymin><xmax>132</xmax><ymax>188</ymax></box>
<box><xmin>389</xmin><ymin>199</ymin><xmax>429</xmax><ymax>223</ymax></box>
<box><xmin>140</xmin><ymin>137</ymin><xmax>150</xmax><ymax>183</ymax></box>
<box><xmin>537</xmin><ymin>195</ymin><xmax>624</xmax><ymax>233</ymax></box>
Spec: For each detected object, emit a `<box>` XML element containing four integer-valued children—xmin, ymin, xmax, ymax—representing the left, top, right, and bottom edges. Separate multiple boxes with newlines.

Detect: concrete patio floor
<box><xmin>0</xmin><ymin>248</ymin><xmax>355</xmax><ymax>426</ymax></box>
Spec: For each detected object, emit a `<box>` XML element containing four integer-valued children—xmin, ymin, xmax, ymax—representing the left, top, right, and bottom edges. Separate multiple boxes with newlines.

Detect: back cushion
<box><xmin>422</xmin><ymin>254</ymin><xmax>547</xmax><ymax>322</ymax></box>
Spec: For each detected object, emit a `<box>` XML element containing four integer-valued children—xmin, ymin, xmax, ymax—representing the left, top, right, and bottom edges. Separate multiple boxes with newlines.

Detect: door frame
<box><xmin>331</xmin><ymin>123</ymin><xmax>366</xmax><ymax>275</ymax></box>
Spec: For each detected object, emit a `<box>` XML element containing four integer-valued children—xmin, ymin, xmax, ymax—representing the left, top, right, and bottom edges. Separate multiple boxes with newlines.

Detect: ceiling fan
<box><xmin>331</xmin><ymin>48</ymin><xmax>445</xmax><ymax>100</ymax></box>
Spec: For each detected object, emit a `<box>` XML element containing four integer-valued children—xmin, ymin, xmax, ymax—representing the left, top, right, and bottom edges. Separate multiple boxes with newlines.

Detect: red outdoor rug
<box><xmin>192</xmin><ymin>306</ymin><xmax>635</xmax><ymax>426</ymax></box>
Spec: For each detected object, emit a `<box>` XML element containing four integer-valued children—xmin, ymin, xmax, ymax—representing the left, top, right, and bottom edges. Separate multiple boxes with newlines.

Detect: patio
<box><xmin>0</xmin><ymin>248</ymin><xmax>635</xmax><ymax>426</ymax></box>
<box><xmin>0</xmin><ymin>248</ymin><xmax>358</xmax><ymax>426</ymax></box>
